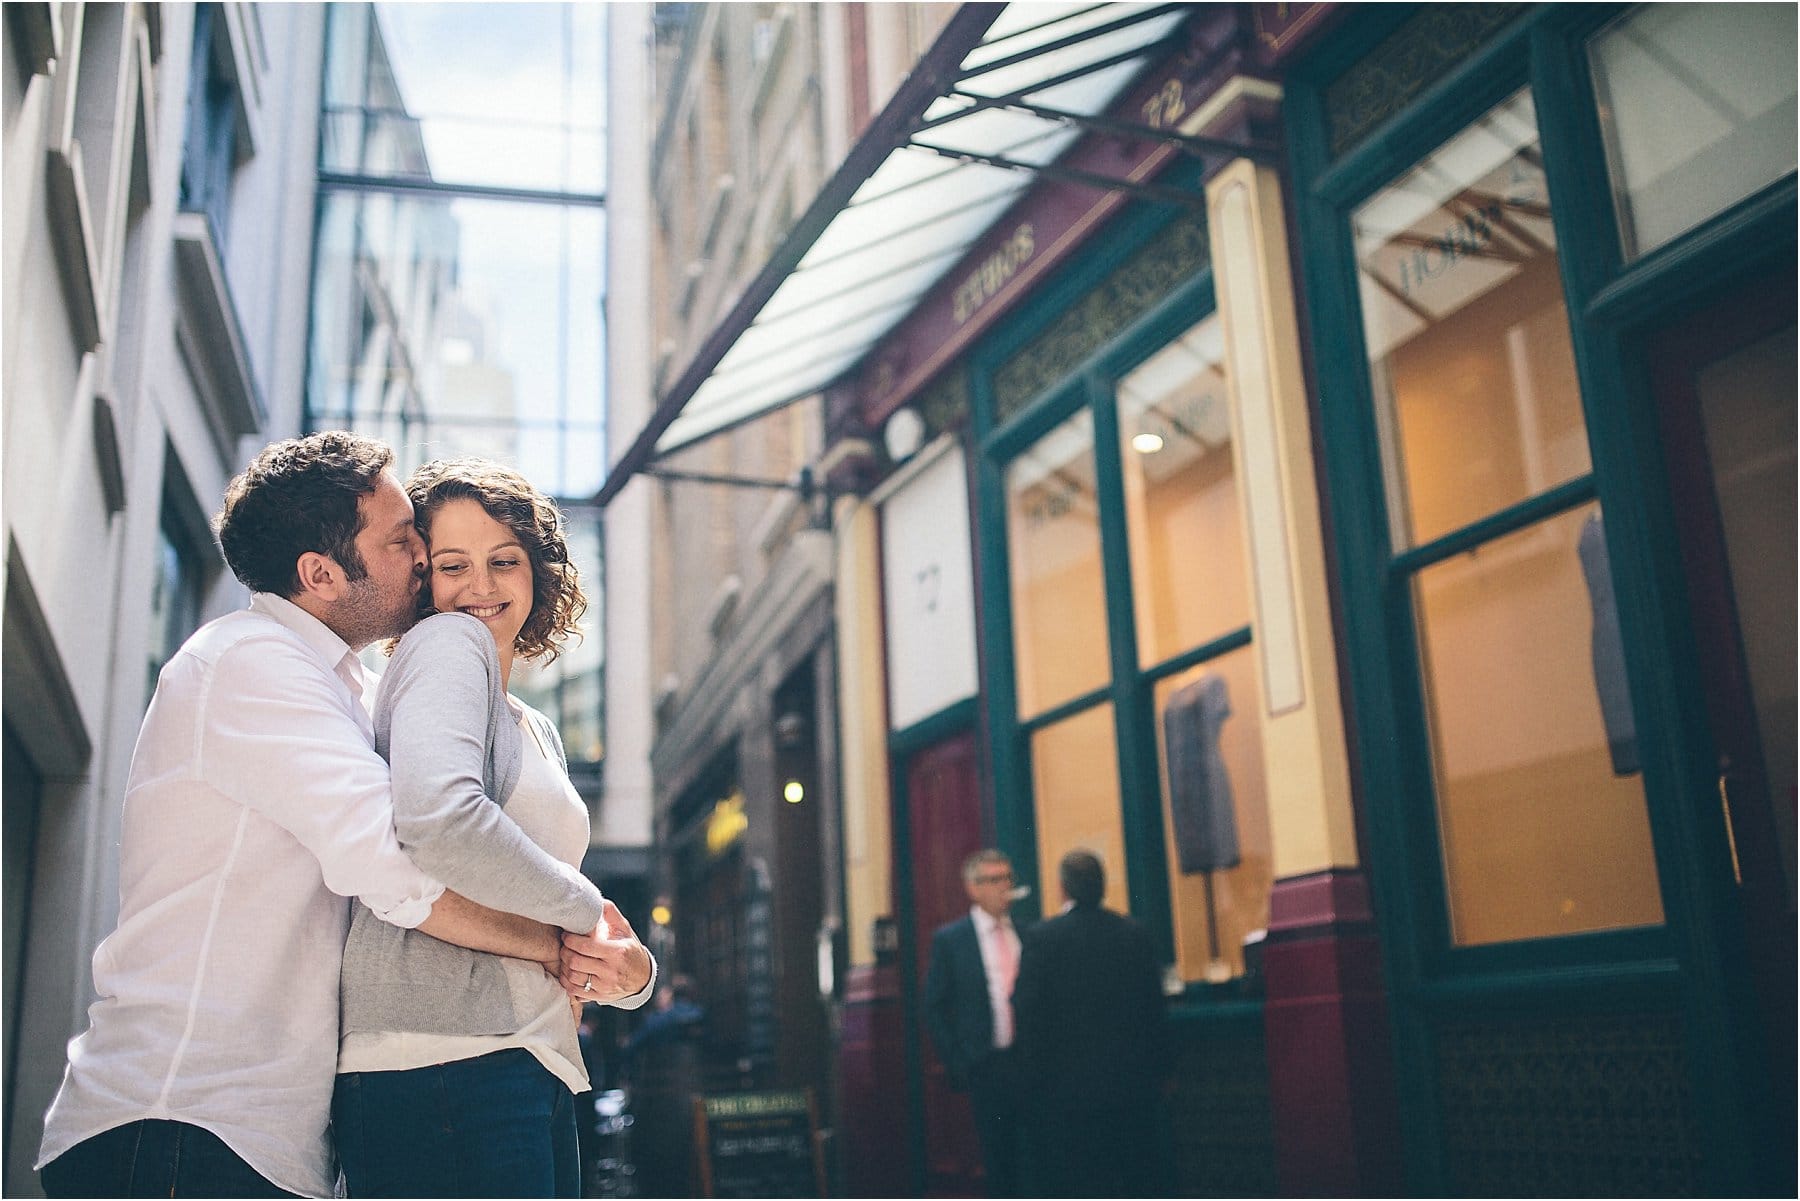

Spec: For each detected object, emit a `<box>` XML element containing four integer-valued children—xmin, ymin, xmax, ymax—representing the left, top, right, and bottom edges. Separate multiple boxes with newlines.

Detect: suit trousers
<box><xmin>969</xmin><ymin>1048</ymin><xmax>1027</xmax><ymax>1198</ymax></box>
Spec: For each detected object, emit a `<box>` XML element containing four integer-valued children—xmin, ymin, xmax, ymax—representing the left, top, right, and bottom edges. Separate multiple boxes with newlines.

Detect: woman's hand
<box><xmin>559</xmin><ymin>899</ymin><xmax>653</xmax><ymax>1002</ymax></box>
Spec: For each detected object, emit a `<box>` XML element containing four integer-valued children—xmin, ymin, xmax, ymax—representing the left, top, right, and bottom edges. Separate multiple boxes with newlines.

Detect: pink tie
<box><xmin>991</xmin><ymin>922</ymin><xmax>1016</xmax><ymax>1046</ymax></box>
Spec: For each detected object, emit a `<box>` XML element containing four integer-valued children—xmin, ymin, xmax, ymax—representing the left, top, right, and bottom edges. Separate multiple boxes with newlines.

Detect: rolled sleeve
<box><xmin>199</xmin><ymin>634</ymin><xmax>445</xmax><ymax>925</ymax></box>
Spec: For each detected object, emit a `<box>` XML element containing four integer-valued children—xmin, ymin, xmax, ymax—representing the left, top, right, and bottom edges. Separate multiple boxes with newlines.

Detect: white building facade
<box><xmin>2</xmin><ymin>4</ymin><xmax>327</xmax><ymax>1192</ymax></box>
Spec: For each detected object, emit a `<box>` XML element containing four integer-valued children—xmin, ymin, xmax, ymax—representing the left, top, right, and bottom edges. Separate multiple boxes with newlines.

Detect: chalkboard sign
<box><xmin>694</xmin><ymin>1088</ymin><xmax>824</xmax><ymax>1198</ymax></box>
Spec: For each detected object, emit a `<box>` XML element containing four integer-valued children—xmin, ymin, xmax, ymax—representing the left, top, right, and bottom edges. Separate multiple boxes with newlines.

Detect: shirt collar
<box><xmin>970</xmin><ymin>906</ymin><xmax>1010</xmax><ymax>935</ymax></box>
<box><xmin>249</xmin><ymin>592</ymin><xmax>359</xmax><ymax>674</ymax></box>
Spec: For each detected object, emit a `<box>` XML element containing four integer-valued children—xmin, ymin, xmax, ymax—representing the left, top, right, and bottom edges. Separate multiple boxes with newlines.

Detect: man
<box><xmin>1012</xmin><ymin>849</ymin><xmax>1171</xmax><ymax>1198</ymax></box>
<box><xmin>36</xmin><ymin>432</ymin><xmax>652</xmax><ymax>1197</ymax></box>
<box><xmin>924</xmin><ymin>849</ymin><xmax>1027</xmax><ymax>1197</ymax></box>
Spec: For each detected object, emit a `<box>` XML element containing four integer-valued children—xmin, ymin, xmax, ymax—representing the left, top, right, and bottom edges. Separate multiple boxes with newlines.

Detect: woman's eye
<box><xmin>494</xmin><ymin>558</ymin><xmax>522</xmax><ymax>569</ymax></box>
<box><xmin>437</xmin><ymin>563</ymin><xmax>465</xmax><ymax>575</ymax></box>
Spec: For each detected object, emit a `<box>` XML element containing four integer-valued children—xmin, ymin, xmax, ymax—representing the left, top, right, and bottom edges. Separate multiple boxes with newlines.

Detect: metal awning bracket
<box><xmin>904</xmin><ymin>139</ymin><xmax>1209</xmax><ymax>209</ymax></box>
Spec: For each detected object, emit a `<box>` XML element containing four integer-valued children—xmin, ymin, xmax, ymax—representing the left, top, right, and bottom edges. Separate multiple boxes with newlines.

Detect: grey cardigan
<box><xmin>340</xmin><ymin>612</ymin><xmax>606</xmax><ymax>1037</ymax></box>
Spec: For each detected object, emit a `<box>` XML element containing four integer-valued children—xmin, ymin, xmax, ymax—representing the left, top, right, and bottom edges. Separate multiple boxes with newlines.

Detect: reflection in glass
<box><xmin>323</xmin><ymin>4</ymin><xmax>606</xmax><ymax>195</ymax></box>
<box><xmin>513</xmin><ymin>513</ymin><xmax>604</xmax><ymax>763</ymax></box>
<box><xmin>1030</xmin><ymin>704</ymin><xmax>1128</xmax><ymax>914</ymax></box>
<box><xmin>1414</xmin><ymin>502</ymin><xmax>1663</xmax><ymax>945</ymax></box>
<box><xmin>307</xmin><ymin>190</ymin><xmax>605</xmax><ymax>498</ymax></box>
<box><xmin>1153</xmin><ymin>648</ymin><xmax>1270</xmax><ymax>982</ymax></box>
<box><xmin>1005</xmin><ymin>410</ymin><xmax>1109</xmax><ymax>718</ymax></box>
<box><xmin>1590</xmin><ymin>4</ymin><xmax>1797</xmax><ymax>260</ymax></box>
<box><xmin>1117</xmin><ymin>316</ymin><xmax>1250</xmax><ymax>667</ymax></box>
<box><xmin>1352</xmin><ymin>89</ymin><xmax>1591</xmax><ymax>549</ymax></box>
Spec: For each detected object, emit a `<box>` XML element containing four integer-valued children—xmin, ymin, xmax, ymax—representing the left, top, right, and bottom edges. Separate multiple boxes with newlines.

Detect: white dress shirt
<box><xmin>970</xmin><ymin>906</ymin><xmax>1021</xmax><ymax>1049</ymax></box>
<box><xmin>37</xmin><ymin>594</ymin><xmax>446</xmax><ymax>1197</ymax></box>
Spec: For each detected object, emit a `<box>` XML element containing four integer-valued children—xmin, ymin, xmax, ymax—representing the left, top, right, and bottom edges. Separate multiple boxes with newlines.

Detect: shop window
<box><xmin>1353</xmin><ymin>89</ymin><xmax>1663</xmax><ymax>946</ymax></box>
<box><xmin>179</xmin><ymin>4</ymin><xmax>243</xmax><ymax>245</ymax></box>
<box><xmin>997</xmin><ymin>299</ymin><xmax>1274</xmax><ymax>987</ymax></box>
<box><xmin>1117</xmin><ymin>317</ymin><xmax>1250</xmax><ymax>666</ymax></box>
<box><xmin>1028</xmin><ymin>703</ymin><xmax>1127</xmax><ymax>915</ymax></box>
<box><xmin>1004</xmin><ymin>408</ymin><xmax>1109</xmax><ymax>718</ymax></box>
<box><xmin>1118</xmin><ymin>317</ymin><xmax>1271</xmax><ymax>984</ymax></box>
<box><xmin>1352</xmin><ymin>89</ymin><xmax>1591</xmax><ymax>551</ymax></box>
<box><xmin>146</xmin><ymin>493</ymin><xmax>207</xmax><ymax>707</ymax></box>
<box><xmin>1589</xmin><ymin>3</ymin><xmax>1797</xmax><ymax>261</ymax></box>
<box><xmin>1414</xmin><ymin>503</ymin><xmax>1662</xmax><ymax>943</ymax></box>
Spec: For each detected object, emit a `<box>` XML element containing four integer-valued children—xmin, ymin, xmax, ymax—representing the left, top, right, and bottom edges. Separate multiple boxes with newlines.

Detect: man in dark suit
<box><xmin>924</xmin><ymin>849</ymin><xmax>1027</xmax><ymax>1197</ymax></box>
<box><xmin>1013</xmin><ymin>848</ymin><xmax>1171</xmax><ymax>1198</ymax></box>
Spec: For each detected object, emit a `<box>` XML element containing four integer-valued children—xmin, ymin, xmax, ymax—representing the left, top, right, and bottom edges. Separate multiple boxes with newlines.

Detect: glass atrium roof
<box><xmin>640</xmin><ymin>3</ymin><xmax>1193</xmax><ymax>464</ymax></box>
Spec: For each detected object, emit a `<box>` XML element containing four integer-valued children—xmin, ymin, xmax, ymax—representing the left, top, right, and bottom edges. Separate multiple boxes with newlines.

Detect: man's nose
<box><xmin>409</xmin><ymin>532</ymin><xmax>427</xmax><ymax>572</ymax></box>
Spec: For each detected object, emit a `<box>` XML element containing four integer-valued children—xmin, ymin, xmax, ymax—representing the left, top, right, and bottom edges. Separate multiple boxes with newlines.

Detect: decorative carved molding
<box><xmin>993</xmin><ymin>211</ymin><xmax>1210</xmax><ymax>425</ymax></box>
<box><xmin>1323</xmin><ymin>4</ymin><xmax>1526</xmax><ymax>158</ymax></box>
<box><xmin>1434</xmin><ymin>1009</ymin><xmax>1701</xmax><ymax>1195</ymax></box>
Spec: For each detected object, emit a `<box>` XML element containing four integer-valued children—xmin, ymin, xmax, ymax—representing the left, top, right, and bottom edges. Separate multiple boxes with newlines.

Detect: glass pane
<box><xmin>1414</xmin><ymin>502</ymin><xmax>1663</xmax><ymax>945</ymax></box>
<box><xmin>1591</xmin><ymin>4</ymin><xmax>1798</xmax><ymax>260</ymax></box>
<box><xmin>1153</xmin><ymin>647</ymin><xmax>1271</xmax><ymax>984</ymax></box>
<box><xmin>513</xmin><ymin>511</ymin><xmax>604</xmax><ymax>762</ymax></box>
<box><xmin>307</xmin><ymin>190</ymin><xmax>604</xmax><ymax>493</ymax></box>
<box><xmin>323</xmin><ymin>4</ymin><xmax>606</xmax><ymax>195</ymax></box>
<box><xmin>1029</xmin><ymin>704</ymin><xmax>1128</xmax><ymax>914</ymax></box>
<box><xmin>1352</xmin><ymin>89</ymin><xmax>1592</xmax><ymax>549</ymax></box>
<box><xmin>1005</xmin><ymin>409</ymin><xmax>1109</xmax><ymax>718</ymax></box>
<box><xmin>1117</xmin><ymin>316</ymin><xmax>1251</xmax><ymax>667</ymax></box>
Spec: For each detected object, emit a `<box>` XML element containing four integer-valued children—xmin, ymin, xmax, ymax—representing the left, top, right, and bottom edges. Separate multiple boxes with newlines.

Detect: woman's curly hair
<box><xmin>405</xmin><ymin>457</ymin><xmax>587</xmax><ymax>665</ymax></box>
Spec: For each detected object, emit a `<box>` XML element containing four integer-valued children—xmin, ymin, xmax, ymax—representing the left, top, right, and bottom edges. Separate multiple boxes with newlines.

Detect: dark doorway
<box><xmin>1649</xmin><ymin>267</ymin><xmax>1797</xmax><ymax>1186</ymax></box>
<box><xmin>897</xmin><ymin>726</ymin><xmax>985</xmax><ymax>1197</ymax></box>
<box><xmin>3</xmin><ymin>721</ymin><xmax>44</xmax><ymax>1173</ymax></box>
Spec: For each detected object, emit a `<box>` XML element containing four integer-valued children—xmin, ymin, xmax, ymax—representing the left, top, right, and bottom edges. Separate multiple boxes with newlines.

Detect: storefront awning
<box><xmin>595</xmin><ymin>2</ymin><xmax>1206</xmax><ymax>507</ymax></box>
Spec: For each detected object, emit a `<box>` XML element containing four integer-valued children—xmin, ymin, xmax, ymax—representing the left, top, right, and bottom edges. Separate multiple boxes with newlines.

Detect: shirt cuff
<box><xmin>608</xmin><ymin>952</ymin><xmax>658</xmax><ymax>1011</ymax></box>
<box><xmin>364</xmin><ymin>880</ymin><xmax>447</xmax><ymax>930</ymax></box>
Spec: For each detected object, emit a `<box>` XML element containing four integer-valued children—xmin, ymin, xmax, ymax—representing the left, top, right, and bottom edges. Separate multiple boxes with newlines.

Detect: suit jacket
<box><xmin>924</xmin><ymin>913</ymin><xmax>1012</xmax><ymax>1090</ymax></box>
<box><xmin>1012</xmin><ymin>903</ymin><xmax>1167</xmax><ymax>1110</ymax></box>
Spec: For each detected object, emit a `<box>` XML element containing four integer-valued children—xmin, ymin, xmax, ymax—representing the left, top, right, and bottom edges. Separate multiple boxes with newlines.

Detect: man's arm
<box><xmin>922</xmin><ymin>930</ymin><xmax>967</xmax><ymax>1084</ymax></box>
<box><xmin>417</xmin><ymin>889</ymin><xmax>561</xmax><ymax>974</ymax></box>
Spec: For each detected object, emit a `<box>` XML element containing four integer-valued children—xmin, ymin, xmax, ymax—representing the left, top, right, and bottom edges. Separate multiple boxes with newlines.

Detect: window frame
<box><xmin>1287</xmin><ymin>0</ymin><xmax>1798</xmax><ymax>1003</ymax></box>
<box><xmin>971</xmin><ymin>197</ymin><xmax>1271</xmax><ymax>1002</ymax></box>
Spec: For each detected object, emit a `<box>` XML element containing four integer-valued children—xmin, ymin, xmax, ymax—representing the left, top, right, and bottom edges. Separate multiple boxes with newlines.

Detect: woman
<box><xmin>333</xmin><ymin>458</ymin><xmax>653</xmax><ymax>1197</ymax></box>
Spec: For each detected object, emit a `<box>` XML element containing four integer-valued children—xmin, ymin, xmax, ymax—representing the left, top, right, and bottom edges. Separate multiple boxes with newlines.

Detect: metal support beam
<box><xmin>592</xmin><ymin>4</ymin><xmax>1007</xmax><ymax>509</ymax></box>
<box><xmin>906</xmin><ymin>139</ymin><xmax>1208</xmax><ymax>209</ymax></box>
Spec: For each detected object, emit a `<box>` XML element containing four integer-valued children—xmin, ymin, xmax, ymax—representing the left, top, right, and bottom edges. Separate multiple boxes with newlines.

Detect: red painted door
<box><xmin>900</xmin><ymin>728</ymin><xmax>986</xmax><ymax>1197</ymax></box>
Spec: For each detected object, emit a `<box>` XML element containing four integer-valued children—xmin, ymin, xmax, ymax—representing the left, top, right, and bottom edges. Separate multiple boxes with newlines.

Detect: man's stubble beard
<box><xmin>334</xmin><ymin>572</ymin><xmax>424</xmax><ymax>650</ymax></box>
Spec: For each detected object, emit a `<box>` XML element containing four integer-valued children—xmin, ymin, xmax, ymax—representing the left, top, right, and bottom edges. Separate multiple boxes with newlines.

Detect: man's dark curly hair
<box><xmin>215</xmin><ymin>432</ymin><xmax>393</xmax><ymax>596</ymax></box>
<box><xmin>406</xmin><ymin>458</ymin><xmax>587</xmax><ymax>665</ymax></box>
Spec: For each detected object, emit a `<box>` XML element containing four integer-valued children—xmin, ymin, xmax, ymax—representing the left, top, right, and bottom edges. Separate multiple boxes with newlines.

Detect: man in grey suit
<box><xmin>924</xmin><ymin>849</ymin><xmax>1027</xmax><ymax>1197</ymax></box>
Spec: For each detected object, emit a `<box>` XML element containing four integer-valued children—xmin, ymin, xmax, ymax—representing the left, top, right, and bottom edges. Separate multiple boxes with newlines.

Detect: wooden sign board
<box><xmin>694</xmin><ymin>1088</ymin><xmax>825</xmax><ymax>1198</ymax></box>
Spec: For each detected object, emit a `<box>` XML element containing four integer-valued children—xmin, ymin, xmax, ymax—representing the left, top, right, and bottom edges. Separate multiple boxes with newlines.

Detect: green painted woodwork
<box><xmin>1287</xmin><ymin>3</ymin><xmax>1795</xmax><ymax>1193</ymax></box>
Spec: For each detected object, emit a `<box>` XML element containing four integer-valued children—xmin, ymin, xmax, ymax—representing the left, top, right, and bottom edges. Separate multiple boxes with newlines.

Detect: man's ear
<box><xmin>294</xmin><ymin>551</ymin><xmax>347</xmax><ymax>603</ymax></box>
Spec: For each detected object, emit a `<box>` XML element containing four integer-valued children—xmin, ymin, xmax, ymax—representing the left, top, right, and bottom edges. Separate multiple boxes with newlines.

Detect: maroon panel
<box><xmin>1262</xmin><ymin>869</ymin><xmax>1402</xmax><ymax>1197</ymax></box>
<box><xmin>902</xmin><ymin>729</ymin><xmax>986</xmax><ymax>1197</ymax></box>
<box><xmin>839</xmin><ymin>964</ymin><xmax>911</xmax><ymax>1198</ymax></box>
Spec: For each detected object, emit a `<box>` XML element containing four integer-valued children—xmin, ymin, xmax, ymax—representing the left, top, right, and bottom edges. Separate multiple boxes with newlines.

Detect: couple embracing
<box><xmin>36</xmin><ymin>432</ymin><xmax>650</xmax><ymax>1198</ymax></box>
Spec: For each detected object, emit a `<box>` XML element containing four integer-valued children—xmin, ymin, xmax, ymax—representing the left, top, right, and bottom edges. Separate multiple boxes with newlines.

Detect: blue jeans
<box><xmin>40</xmin><ymin>1119</ymin><xmax>297</xmax><ymax>1197</ymax></box>
<box><xmin>332</xmin><ymin>1047</ymin><xmax>579</xmax><ymax>1198</ymax></box>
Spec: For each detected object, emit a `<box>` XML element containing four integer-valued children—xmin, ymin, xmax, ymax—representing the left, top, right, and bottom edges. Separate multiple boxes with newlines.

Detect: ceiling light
<box><xmin>1131</xmin><ymin>432</ymin><xmax>1165</xmax><ymax>454</ymax></box>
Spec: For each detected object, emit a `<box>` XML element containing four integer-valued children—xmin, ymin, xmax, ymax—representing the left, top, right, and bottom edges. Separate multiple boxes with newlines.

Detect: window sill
<box><xmin>45</xmin><ymin>145</ymin><xmax>103</xmax><ymax>351</ymax></box>
<box><xmin>171</xmin><ymin>210</ymin><xmax>265</xmax><ymax>446</ymax></box>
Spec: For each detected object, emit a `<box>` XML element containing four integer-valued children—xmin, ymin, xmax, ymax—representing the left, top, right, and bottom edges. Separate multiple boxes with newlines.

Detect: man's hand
<box><xmin>559</xmin><ymin>898</ymin><xmax>653</xmax><ymax>1003</ymax></box>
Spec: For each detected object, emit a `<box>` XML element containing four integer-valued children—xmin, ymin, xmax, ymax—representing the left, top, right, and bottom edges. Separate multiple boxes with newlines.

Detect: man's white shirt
<box><xmin>36</xmin><ymin>594</ymin><xmax>445</xmax><ymax>1197</ymax></box>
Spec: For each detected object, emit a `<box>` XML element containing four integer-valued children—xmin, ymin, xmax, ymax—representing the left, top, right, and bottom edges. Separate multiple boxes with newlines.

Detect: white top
<box><xmin>970</xmin><ymin>906</ymin><xmax>1021</xmax><ymax>1049</ymax></box>
<box><xmin>339</xmin><ymin>699</ymin><xmax>594</xmax><ymax>1092</ymax></box>
<box><xmin>36</xmin><ymin>594</ymin><xmax>446</xmax><ymax>1198</ymax></box>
